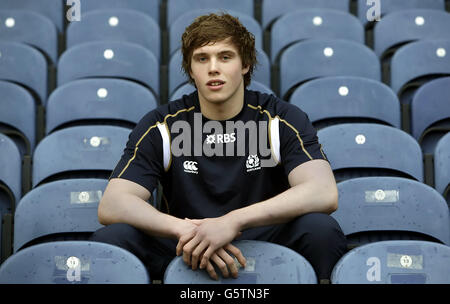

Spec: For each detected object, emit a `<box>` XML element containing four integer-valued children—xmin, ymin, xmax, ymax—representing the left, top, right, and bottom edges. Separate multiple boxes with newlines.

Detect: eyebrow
<box><xmin>192</xmin><ymin>50</ymin><xmax>236</xmax><ymax>58</ymax></box>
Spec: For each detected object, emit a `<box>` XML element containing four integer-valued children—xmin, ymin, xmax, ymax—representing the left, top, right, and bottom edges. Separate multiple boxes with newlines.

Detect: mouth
<box><xmin>206</xmin><ymin>80</ymin><xmax>226</xmax><ymax>90</ymax></box>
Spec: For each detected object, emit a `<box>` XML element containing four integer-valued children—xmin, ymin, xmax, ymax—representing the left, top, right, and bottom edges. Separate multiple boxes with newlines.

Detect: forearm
<box><xmin>98</xmin><ymin>192</ymin><xmax>185</xmax><ymax>239</ymax></box>
<box><xmin>229</xmin><ymin>180</ymin><xmax>338</xmax><ymax>231</ymax></box>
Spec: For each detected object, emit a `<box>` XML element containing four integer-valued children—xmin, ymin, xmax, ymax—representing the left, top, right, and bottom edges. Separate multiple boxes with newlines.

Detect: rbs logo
<box><xmin>206</xmin><ymin>133</ymin><xmax>236</xmax><ymax>145</ymax></box>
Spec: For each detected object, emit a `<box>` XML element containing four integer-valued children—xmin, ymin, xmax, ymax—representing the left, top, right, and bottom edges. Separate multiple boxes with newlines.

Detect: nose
<box><xmin>208</xmin><ymin>58</ymin><xmax>220</xmax><ymax>76</ymax></box>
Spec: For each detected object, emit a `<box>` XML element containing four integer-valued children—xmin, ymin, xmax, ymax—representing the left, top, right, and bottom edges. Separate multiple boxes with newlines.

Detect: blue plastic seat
<box><xmin>166</xmin><ymin>0</ymin><xmax>254</xmax><ymax>26</ymax></box>
<box><xmin>332</xmin><ymin>177</ymin><xmax>450</xmax><ymax>249</ymax></box>
<box><xmin>57</xmin><ymin>41</ymin><xmax>159</xmax><ymax>98</ymax></box>
<box><xmin>0</xmin><ymin>10</ymin><xmax>58</xmax><ymax>64</ymax></box>
<box><xmin>32</xmin><ymin>125</ymin><xmax>131</xmax><ymax>188</ymax></box>
<box><xmin>0</xmin><ymin>41</ymin><xmax>47</xmax><ymax>105</ymax></box>
<box><xmin>391</xmin><ymin>39</ymin><xmax>450</xmax><ymax>104</ymax></box>
<box><xmin>13</xmin><ymin>178</ymin><xmax>107</xmax><ymax>252</ymax></box>
<box><xmin>357</xmin><ymin>0</ymin><xmax>445</xmax><ymax>29</ymax></box>
<box><xmin>289</xmin><ymin>76</ymin><xmax>400</xmax><ymax>129</ymax></box>
<box><xmin>168</xmin><ymin>48</ymin><xmax>270</xmax><ymax>96</ymax></box>
<box><xmin>434</xmin><ymin>133</ymin><xmax>450</xmax><ymax>205</ymax></box>
<box><xmin>0</xmin><ymin>134</ymin><xmax>21</xmax><ymax>214</ymax></box>
<box><xmin>169</xmin><ymin>9</ymin><xmax>262</xmax><ymax>57</ymax></box>
<box><xmin>271</xmin><ymin>9</ymin><xmax>364</xmax><ymax>63</ymax></box>
<box><xmin>279</xmin><ymin>39</ymin><xmax>380</xmax><ymax>99</ymax></box>
<box><xmin>0</xmin><ymin>0</ymin><xmax>64</xmax><ymax>32</ymax></box>
<box><xmin>331</xmin><ymin>240</ymin><xmax>450</xmax><ymax>284</ymax></box>
<box><xmin>66</xmin><ymin>9</ymin><xmax>161</xmax><ymax>62</ymax></box>
<box><xmin>411</xmin><ymin>77</ymin><xmax>450</xmax><ymax>154</ymax></box>
<box><xmin>318</xmin><ymin>123</ymin><xmax>423</xmax><ymax>182</ymax></box>
<box><xmin>46</xmin><ymin>79</ymin><xmax>158</xmax><ymax>134</ymax></box>
<box><xmin>0</xmin><ymin>241</ymin><xmax>149</xmax><ymax>284</ymax></box>
<box><xmin>80</xmin><ymin>0</ymin><xmax>160</xmax><ymax>24</ymax></box>
<box><xmin>164</xmin><ymin>240</ymin><xmax>317</xmax><ymax>284</ymax></box>
<box><xmin>0</xmin><ymin>81</ymin><xmax>36</xmax><ymax>156</ymax></box>
<box><xmin>374</xmin><ymin>9</ymin><xmax>450</xmax><ymax>61</ymax></box>
<box><xmin>262</xmin><ymin>0</ymin><xmax>350</xmax><ymax>30</ymax></box>
<box><xmin>170</xmin><ymin>81</ymin><xmax>275</xmax><ymax>101</ymax></box>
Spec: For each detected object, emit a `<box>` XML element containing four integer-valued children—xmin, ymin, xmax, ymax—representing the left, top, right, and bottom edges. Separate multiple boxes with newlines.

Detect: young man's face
<box><xmin>189</xmin><ymin>38</ymin><xmax>250</xmax><ymax>106</ymax></box>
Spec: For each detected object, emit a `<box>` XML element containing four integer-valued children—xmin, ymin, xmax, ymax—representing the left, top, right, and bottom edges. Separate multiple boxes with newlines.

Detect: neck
<box><xmin>198</xmin><ymin>83</ymin><xmax>245</xmax><ymax>121</ymax></box>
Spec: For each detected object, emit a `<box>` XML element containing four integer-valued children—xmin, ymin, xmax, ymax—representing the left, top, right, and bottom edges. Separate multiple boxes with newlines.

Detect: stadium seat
<box><xmin>168</xmin><ymin>48</ymin><xmax>270</xmax><ymax>97</ymax></box>
<box><xmin>166</xmin><ymin>0</ymin><xmax>254</xmax><ymax>26</ymax></box>
<box><xmin>270</xmin><ymin>9</ymin><xmax>364</xmax><ymax>63</ymax></box>
<box><xmin>289</xmin><ymin>76</ymin><xmax>400</xmax><ymax>129</ymax></box>
<box><xmin>357</xmin><ymin>0</ymin><xmax>445</xmax><ymax>29</ymax></box>
<box><xmin>0</xmin><ymin>80</ymin><xmax>36</xmax><ymax>156</ymax></box>
<box><xmin>262</xmin><ymin>0</ymin><xmax>350</xmax><ymax>30</ymax></box>
<box><xmin>318</xmin><ymin>123</ymin><xmax>423</xmax><ymax>182</ymax></box>
<box><xmin>32</xmin><ymin>125</ymin><xmax>131</xmax><ymax>188</ymax></box>
<box><xmin>46</xmin><ymin>79</ymin><xmax>158</xmax><ymax>134</ymax></box>
<box><xmin>0</xmin><ymin>241</ymin><xmax>150</xmax><ymax>283</ymax></box>
<box><xmin>80</xmin><ymin>0</ymin><xmax>160</xmax><ymax>24</ymax></box>
<box><xmin>331</xmin><ymin>240</ymin><xmax>450</xmax><ymax>284</ymax></box>
<box><xmin>13</xmin><ymin>178</ymin><xmax>107</xmax><ymax>252</ymax></box>
<box><xmin>0</xmin><ymin>0</ymin><xmax>64</xmax><ymax>32</ymax></box>
<box><xmin>434</xmin><ymin>133</ymin><xmax>450</xmax><ymax>205</ymax></box>
<box><xmin>391</xmin><ymin>40</ymin><xmax>450</xmax><ymax>99</ymax></box>
<box><xmin>169</xmin><ymin>9</ymin><xmax>262</xmax><ymax>57</ymax></box>
<box><xmin>164</xmin><ymin>240</ymin><xmax>317</xmax><ymax>284</ymax></box>
<box><xmin>279</xmin><ymin>39</ymin><xmax>380</xmax><ymax>99</ymax></box>
<box><xmin>66</xmin><ymin>9</ymin><xmax>161</xmax><ymax>62</ymax></box>
<box><xmin>411</xmin><ymin>77</ymin><xmax>450</xmax><ymax>154</ymax></box>
<box><xmin>169</xmin><ymin>81</ymin><xmax>275</xmax><ymax>101</ymax></box>
<box><xmin>57</xmin><ymin>41</ymin><xmax>159</xmax><ymax>98</ymax></box>
<box><xmin>0</xmin><ymin>41</ymin><xmax>47</xmax><ymax>105</ymax></box>
<box><xmin>0</xmin><ymin>10</ymin><xmax>58</xmax><ymax>64</ymax></box>
<box><xmin>0</xmin><ymin>133</ymin><xmax>21</xmax><ymax>214</ymax></box>
<box><xmin>374</xmin><ymin>9</ymin><xmax>450</xmax><ymax>61</ymax></box>
<box><xmin>332</xmin><ymin>177</ymin><xmax>450</xmax><ymax>249</ymax></box>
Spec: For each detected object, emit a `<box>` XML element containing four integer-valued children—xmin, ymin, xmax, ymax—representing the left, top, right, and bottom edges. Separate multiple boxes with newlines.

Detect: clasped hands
<box><xmin>176</xmin><ymin>215</ymin><xmax>246</xmax><ymax>280</ymax></box>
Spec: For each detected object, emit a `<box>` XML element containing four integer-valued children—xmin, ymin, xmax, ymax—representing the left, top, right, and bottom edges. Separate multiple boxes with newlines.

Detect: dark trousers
<box><xmin>89</xmin><ymin>212</ymin><xmax>347</xmax><ymax>282</ymax></box>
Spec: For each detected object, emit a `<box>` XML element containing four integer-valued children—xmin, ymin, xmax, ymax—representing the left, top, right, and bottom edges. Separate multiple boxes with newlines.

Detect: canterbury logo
<box><xmin>183</xmin><ymin>161</ymin><xmax>198</xmax><ymax>174</ymax></box>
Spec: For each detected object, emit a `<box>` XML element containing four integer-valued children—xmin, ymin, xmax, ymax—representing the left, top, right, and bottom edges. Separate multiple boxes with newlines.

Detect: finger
<box><xmin>225</xmin><ymin>243</ymin><xmax>246</xmax><ymax>268</ymax></box>
<box><xmin>200</xmin><ymin>246</ymin><xmax>216</xmax><ymax>269</ymax></box>
<box><xmin>211</xmin><ymin>253</ymin><xmax>229</xmax><ymax>278</ymax></box>
<box><xmin>205</xmin><ymin>260</ymin><xmax>218</xmax><ymax>281</ymax></box>
<box><xmin>176</xmin><ymin>230</ymin><xmax>195</xmax><ymax>256</ymax></box>
<box><xmin>182</xmin><ymin>237</ymin><xmax>201</xmax><ymax>266</ymax></box>
<box><xmin>217</xmin><ymin>248</ymin><xmax>238</xmax><ymax>278</ymax></box>
<box><xmin>191</xmin><ymin>241</ymin><xmax>208</xmax><ymax>270</ymax></box>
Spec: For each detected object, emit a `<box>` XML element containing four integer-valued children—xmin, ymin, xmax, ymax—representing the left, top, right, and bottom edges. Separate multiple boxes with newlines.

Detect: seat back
<box><xmin>280</xmin><ymin>39</ymin><xmax>380</xmax><ymax>99</ymax></box>
<box><xmin>0</xmin><ymin>133</ymin><xmax>21</xmax><ymax>213</ymax></box>
<box><xmin>331</xmin><ymin>240</ymin><xmax>450</xmax><ymax>283</ymax></box>
<box><xmin>164</xmin><ymin>240</ymin><xmax>317</xmax><ymax>284</ymax></box>
<box><xmin>0</xmin><ymin>241</ymin><xmax>150</xmax><ymax>284</ymax></box>
<box><xmin>271</xmin><ymin>8</ymin><xmax>364</xmax><ymax>63</ymax></box>
<box><xmin>318</xmin><ymin>123</ymin><xmax>423</xmax><ymax>182</ymax></box>
<box><xmin>57</xmin><ymin>41</ymin><xmax>159</xmax><ymax>98</ymax></box>
<box><xmin>434</xmin><ymin>133</ymin><xmax>450</xmax><ymax>205</ymax></box>
<box><xmin>14</xmin><ymin>178</ymin><xmax>107</xmax><ymax>252</ymax></box>
<box><xmin>332</xmin><ymin>177</ymin><xmax>450</xmax><ymax>248</ymax></box>
<box><xmin>32</xmin><ymin>125</ymin><xmax>130</xmax><ymax>187</ymax></box>
<box><xmin>290</xmin><ymin>76</ymin><xmax>400</xmax><ymax>129</ymax></box>
<box><xmin>46</xmin><ymin>79</ymin><xmax>157</xmax><ymax>134</ymax></box>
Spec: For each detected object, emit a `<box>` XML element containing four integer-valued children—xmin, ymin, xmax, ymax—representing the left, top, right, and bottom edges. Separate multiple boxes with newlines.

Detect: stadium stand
<box><xmin>0</xmin><ymin>41</ymin><xmax>48</xmax><ymax>105</ymax></box>
<box><xmin>66</xmin><ymin>9</ymin><xmax>161</xmax><ymax>62</ymax></box>
<box><xmin>46</xmin><ymin>78</ymin><xmax>158</xmax><ymax>134</ymax></box>
<box><xmin>32</xmin><ymin>125</ymin><xmax>130</xmax><ymax>188</ymax></box>
<box><xmin>0</xmin><ymin>10</ymin><xmax>58</xmax><ymax>64</ymax></box>
<box><xmin>434</xmin><ymin>133</ymin><xmax>450</xmax><ymax>206</ymax></box>
<box><xmin>289</xmin><ymin>76</ymin><xmax>401</xmax><ymax>129</ymax></box>
<box><xmin>332</xmin><ymin>176</ymin><xmax>450</xmax><ymax>249</ymax></box>
<box><xmin>0</xmin><ymin>241</ymin><xmax>150</xmax><ymax>283</ymax></box>
<box><xmin>318</xmin><ymin>123</ymin><xmax>424</xmax><ymax>183</ymax></box>
<box><xmin>279</xmin><ymin>39</ymin><xmax>380</xmax><ymax>99</ymax></box>
<box><xmin>164</xmin><ymin>240</ymin><xmax>317</xmax><ymax>284</ymax></box>
<box><xmin>13</xmin><ymin>178</ymin><xmax>107</xmax><ymax>252</ymax></box>
<box><xmin>270</xmin><ymin>9</ymin><xmax>364</xmax><ymax>63</ymax></box>
<box><xmin>331</xmin><ymin>240</ymin><xmax>450</xmax><ymax>284</ymax></box>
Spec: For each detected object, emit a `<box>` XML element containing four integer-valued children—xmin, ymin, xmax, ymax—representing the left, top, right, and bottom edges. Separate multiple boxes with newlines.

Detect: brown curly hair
<box><xmin>181</xmin><ymin>12</ymin><xmax>257</xmax><ymax>87</ymax></box>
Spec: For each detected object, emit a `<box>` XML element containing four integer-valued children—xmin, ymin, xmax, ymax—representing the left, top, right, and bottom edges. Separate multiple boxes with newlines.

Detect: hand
<box><xmin>202</xmin><ymin>244</ymin><xmax>247</xmax><ymax>280</ymax></box>
<box><xmin>176</xmin><ymin>216</ymin><xmax>241</xmax><ymax>270</ymax></box>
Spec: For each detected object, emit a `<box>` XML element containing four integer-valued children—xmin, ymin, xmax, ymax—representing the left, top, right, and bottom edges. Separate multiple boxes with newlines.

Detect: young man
<box><xmin>90</xmin><ymin>13</ymin><xmax>347</xmax><ymax>283</ymax></box>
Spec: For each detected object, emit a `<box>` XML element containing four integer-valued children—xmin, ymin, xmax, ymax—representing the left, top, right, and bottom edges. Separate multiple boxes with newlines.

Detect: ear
<box><xmin>242</xmin><ymin>64</ymin><xmax>250</xmax><ymax>75</ymax></box>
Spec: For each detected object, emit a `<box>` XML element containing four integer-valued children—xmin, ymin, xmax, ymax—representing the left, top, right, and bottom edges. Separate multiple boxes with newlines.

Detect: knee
<box><xmin>292</xmin><ymin>213</ymin><xmax>345</xmax><ymax>242</ymax></box>
<box><xmin>89</xmin><ymin>223</ymin><xmax>140</xmax><ymax>245</ymax></box>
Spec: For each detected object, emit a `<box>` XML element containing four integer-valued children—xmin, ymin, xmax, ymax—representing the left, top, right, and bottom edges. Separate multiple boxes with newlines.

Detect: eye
<box><xmin>222</xmin><ymin>55</ymin><xmax>231</xmax><ymax>61</ymax></box>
